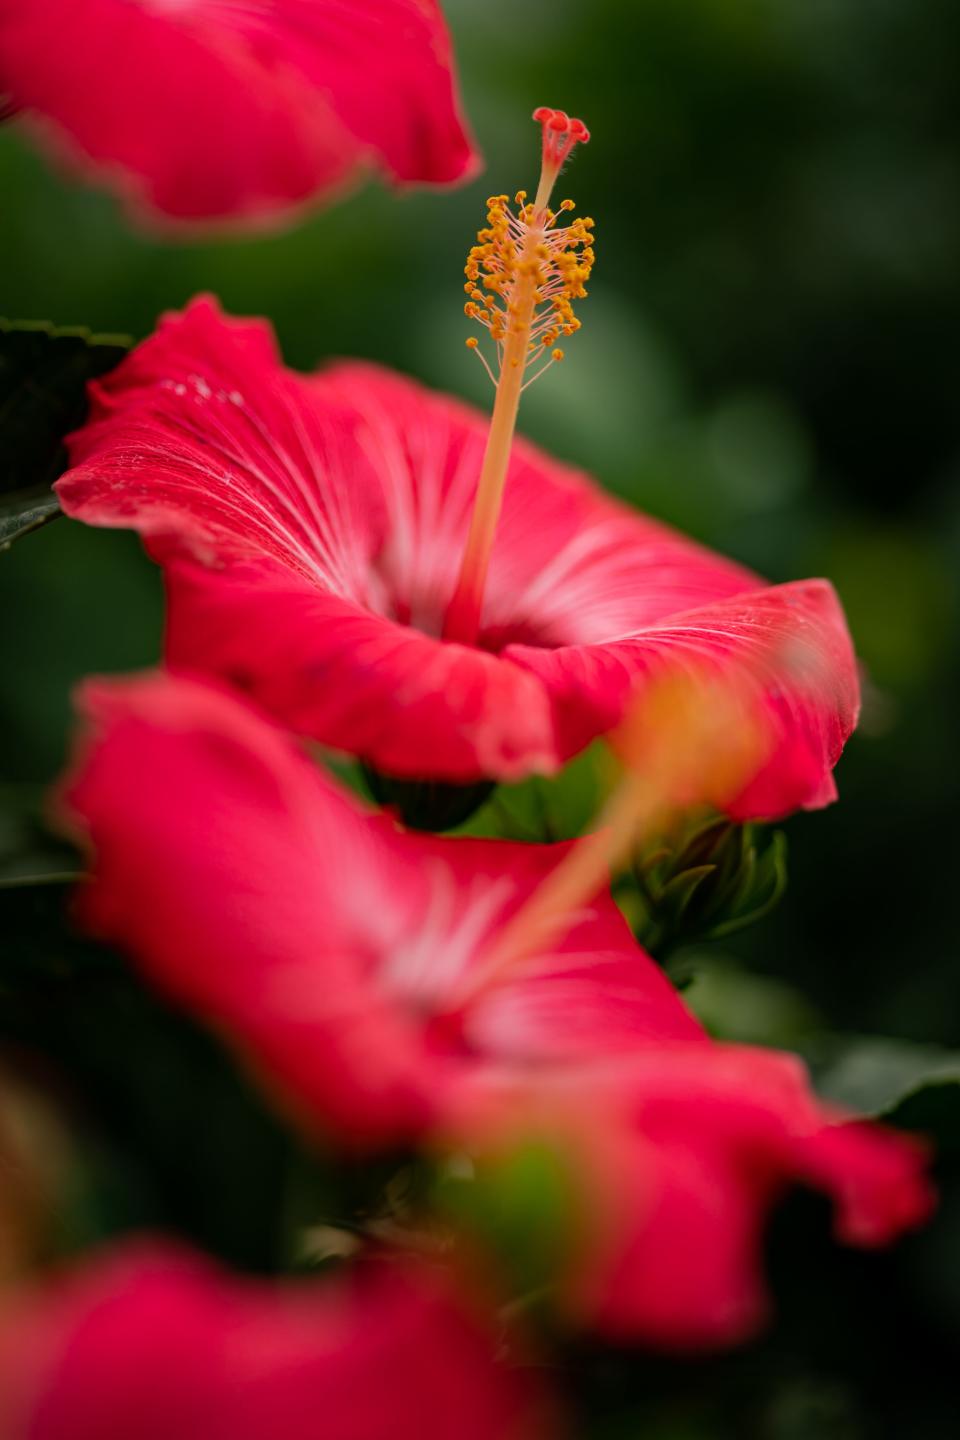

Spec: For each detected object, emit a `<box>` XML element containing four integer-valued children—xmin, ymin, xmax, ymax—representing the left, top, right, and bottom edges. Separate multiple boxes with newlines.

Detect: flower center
<box><xmin>441</xmin><ymin>108</ymin><xmax>594</xmax><ymax>648</ymax></box>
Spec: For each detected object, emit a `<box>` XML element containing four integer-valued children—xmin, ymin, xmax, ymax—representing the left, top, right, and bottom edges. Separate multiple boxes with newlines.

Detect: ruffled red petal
<box><xmin>505</xmin><ymin>578</ymin><xmax>861</xmax><ymax>819</ymax></box>
<box><xmin>471</xmin><ymin>1046</ymin><xmax>933</xmax><ymax>1349</ymax></box>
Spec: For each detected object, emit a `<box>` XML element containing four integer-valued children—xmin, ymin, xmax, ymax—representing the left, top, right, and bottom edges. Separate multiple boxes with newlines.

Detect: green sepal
<box><xmin>624</xmin><ymin>811</ymin><xmax>788</xmax><ymax>959</ymax></box>
<box><xmin>362</xmin><ymin>766</ymin><xmax>495</xmax><ymax>832</ymax></box>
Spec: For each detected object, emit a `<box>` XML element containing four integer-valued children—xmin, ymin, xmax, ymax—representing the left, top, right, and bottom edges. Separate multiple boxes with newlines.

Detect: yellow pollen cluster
<box><xmin>463</xmin><ymin>191</ymin><xmax>595</xmax><ymax>386</ymax></box>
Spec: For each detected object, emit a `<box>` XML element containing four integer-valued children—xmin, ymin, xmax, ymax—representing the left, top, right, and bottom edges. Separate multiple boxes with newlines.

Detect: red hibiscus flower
<box><xmin>57</xmin><ymin>295</ymin><xmax>859</xmax><ymax>821</ymax></box>
<box><xmin>59</xmin><ymin>672</ymin><xmax>931</xmax><ymax>1348</ymax></box>
<box><xmin>0</xmin><ymin>1242</ymin><xmax>547</xmax><ymax>1440</ymax></box>
<box><xmin>0</xmin><ymin>0</ymin><xmax>478</xmax><ymax>225</ymax></box>
<box><xmin>62</xmin><ymin>671</ymin><xmax>701</xmax><ymax>1149</ymax></box>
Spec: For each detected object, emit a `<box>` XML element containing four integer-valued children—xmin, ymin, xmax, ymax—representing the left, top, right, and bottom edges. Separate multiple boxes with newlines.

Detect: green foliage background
<box><xmin>1</xmin><ymin>0</ymin><xmax>959</xmax><ymax>1435</ymax></box>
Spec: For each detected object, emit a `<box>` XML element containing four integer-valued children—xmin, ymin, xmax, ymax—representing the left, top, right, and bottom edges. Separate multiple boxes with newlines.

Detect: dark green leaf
<box><xmin>815</xmin><ymin>1035</ymin><xmax>960</xmax><ymax>1149</ymax></box>
<box><xmin>0</xmin><ymin>784</ymin><xmax>82</xmax><ymax>888</ymax></box>
<box><xmin>458</xmin><ymin>741</ymin><xmax>611</xmax><ymax>842</ymax></box>
<box><xmin>683</xmin><ymin>955</ymin><xmax>822</xmax><ymax>1048</ymax></box>
<box><xmin>0</xmin><ymin>318</ymin><xmax>129</xmax><ymax>548</ymax></box>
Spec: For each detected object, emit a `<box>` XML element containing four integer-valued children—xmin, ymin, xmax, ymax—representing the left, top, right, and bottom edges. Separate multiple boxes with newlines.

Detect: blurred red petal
<box><xmin>58</xmin><ymin>676</ymin><xmax>932</xmax><ymax>1352</ymax></box>
<box><xmin>0</xmin><ymin>1243</ymin><xmax>547</xmax><ymax>1440</ymax></box>
<box><xmin>473</xmin><ymin>1046</ymin><xmax>933</xmax><ymax>1349</ymax></box>
<box><xmin>0</xmin><ymin>0</ymin><xmax>478</xmax><ymax>225</ymax></box>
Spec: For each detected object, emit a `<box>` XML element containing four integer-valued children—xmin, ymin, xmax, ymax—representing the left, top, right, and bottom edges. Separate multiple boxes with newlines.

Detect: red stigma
<box><xmin>533</xmin><ymin>106</ymin><xmax>590</xmax><ymax>173</ymax></box>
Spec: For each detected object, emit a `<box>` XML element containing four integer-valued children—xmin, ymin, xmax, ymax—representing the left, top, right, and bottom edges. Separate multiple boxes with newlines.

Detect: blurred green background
<box><xmin>1</xmin><ymin>0</ymin><xmax>959</xmax><ymax>1435</ymax></box>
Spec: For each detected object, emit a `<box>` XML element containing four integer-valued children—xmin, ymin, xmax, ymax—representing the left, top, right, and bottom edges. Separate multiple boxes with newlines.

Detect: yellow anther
<box><xmin>461</xmin><ymin>128</ymin><xmax>595</xmax><ymax>400</ymax></box>
<box><xmin>466</xmin><ymin>337</ymin><xmax>479</xmax><ymax>349</ymax></box>
<box><xmin>552</xmin><ymin>348</ymin><xmax>565</xmax><ymax>361</ymax></box>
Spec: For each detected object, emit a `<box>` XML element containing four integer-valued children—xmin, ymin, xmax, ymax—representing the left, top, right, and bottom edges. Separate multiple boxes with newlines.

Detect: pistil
<box><xmin>442</xmin><ymin>108</ymin><xmax>594</xmax><ymax>646</ymax></box>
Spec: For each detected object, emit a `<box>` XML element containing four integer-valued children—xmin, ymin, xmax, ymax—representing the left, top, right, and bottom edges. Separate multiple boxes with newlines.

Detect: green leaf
<box><xmin>814</xmin><ymin>1035</ymin><xmax>960</xmax><ymax>1148</ymax></box>
<box><xmin>0</xmin><ymin>318</ymin><xmax>129</xmax><ymax>548</ymax></box>
<box><xmin>683</xmin><ymin>954</ymin><xmax>822</xmax><ymax>1048</ymax></box>
<box><xmin>458</xmin><ymin>741</ymin><xmax>612</xmax><ymax>842</ymax></box>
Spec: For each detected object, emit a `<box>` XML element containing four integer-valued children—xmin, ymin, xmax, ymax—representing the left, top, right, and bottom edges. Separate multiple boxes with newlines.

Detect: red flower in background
<box><xmin>62</xmin><ymin>671</ymin><xmax>700</xmax><ymax>1149</ymax></box>
<box><xmin>60</xmin><ymin>672</ymin><xmax>931</xmax><ymax>1349</ymax></box>
<box><xmin>57</xmin><ymin>298</ymin><xmax>859</xmax><ymax>820</ymax></box>
<box><xmin>0</xmin><ymin>1243</ymin><xmax>547</xmax><ymax>1440</ymax></box>
<box><xmin>0</xmin><ymin>0</ymin><xmax>478</xmax><ymax>225</ymax></box>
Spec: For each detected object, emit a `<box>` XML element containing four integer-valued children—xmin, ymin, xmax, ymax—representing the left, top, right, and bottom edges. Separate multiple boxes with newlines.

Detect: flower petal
<box><xmin>62</xmin><ymin>295</ymin><xmax>387</xmax><ymax>587</ymax></box>
<box><xmin>0</xmin><ymin>1242</ymin><xmax>545</xmax><ymax>1440</ymax></box>
<box><xmin>0</xmin><ymin>0</ymin><xmax>478</xmax><ymax>225</ymax></box>
<box><xmin>505</xmin><ymin>579</ymin><xmax>861</xmax><ymax>819</ymax></box>
<box><xmin>63</xmin><ymin>672</ymin><xmax>439</xmax><ymax>1146</ymax></box>
<box><xmin>163</xmin><ymin>558</ymin><xmax>560</xmax><ymax>782</ymax></box>
<box><xmin>590</xmin><ymin>1046</ymin><xmax>933</xmax><ymax>1347</ymax></box>
<box><xmin>472</xmin><ymin>1045</ymin><xmax>933</xmax><ymax>1349</ymax></box>
<box><xmin>318</xmin><ymin>361</ymin><xmax>758</xmax><ymax>648</ymax></box>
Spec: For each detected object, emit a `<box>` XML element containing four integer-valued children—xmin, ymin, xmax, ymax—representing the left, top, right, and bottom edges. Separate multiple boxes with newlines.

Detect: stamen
<box><xmin>443</xmin><ymin>108</ymin><xmax>594</xmax><ymax>646</ymax></box>
<box><xmin>445</xmin><ymin>671</ymin><xmax>769</xmax><ymax>1011</ymax></box>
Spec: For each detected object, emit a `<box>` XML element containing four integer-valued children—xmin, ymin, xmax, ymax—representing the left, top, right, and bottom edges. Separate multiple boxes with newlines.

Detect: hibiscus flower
<box><xmin>0</xmin><ymin>1242</ymin><xmax>546</xmax><ymax>1440</ymax></box>
<box><xmin>0</xmin><ymin>0</ymin><xmax>478</xmax><ymax>225</ymax></box>
<box><xmin>62</xmin><ymin>671</ymin><xmax>702</xmax><ymax>1148</ymax></box>
<box><xmin>59</xmin><ymin>672</ymin><xmax>931</xmax><ymax>1348</ymax></box>
<box><xmin>57</xmin><ymin>292</ymin><xmax>858</xmax><ymax>822</ymax></box>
